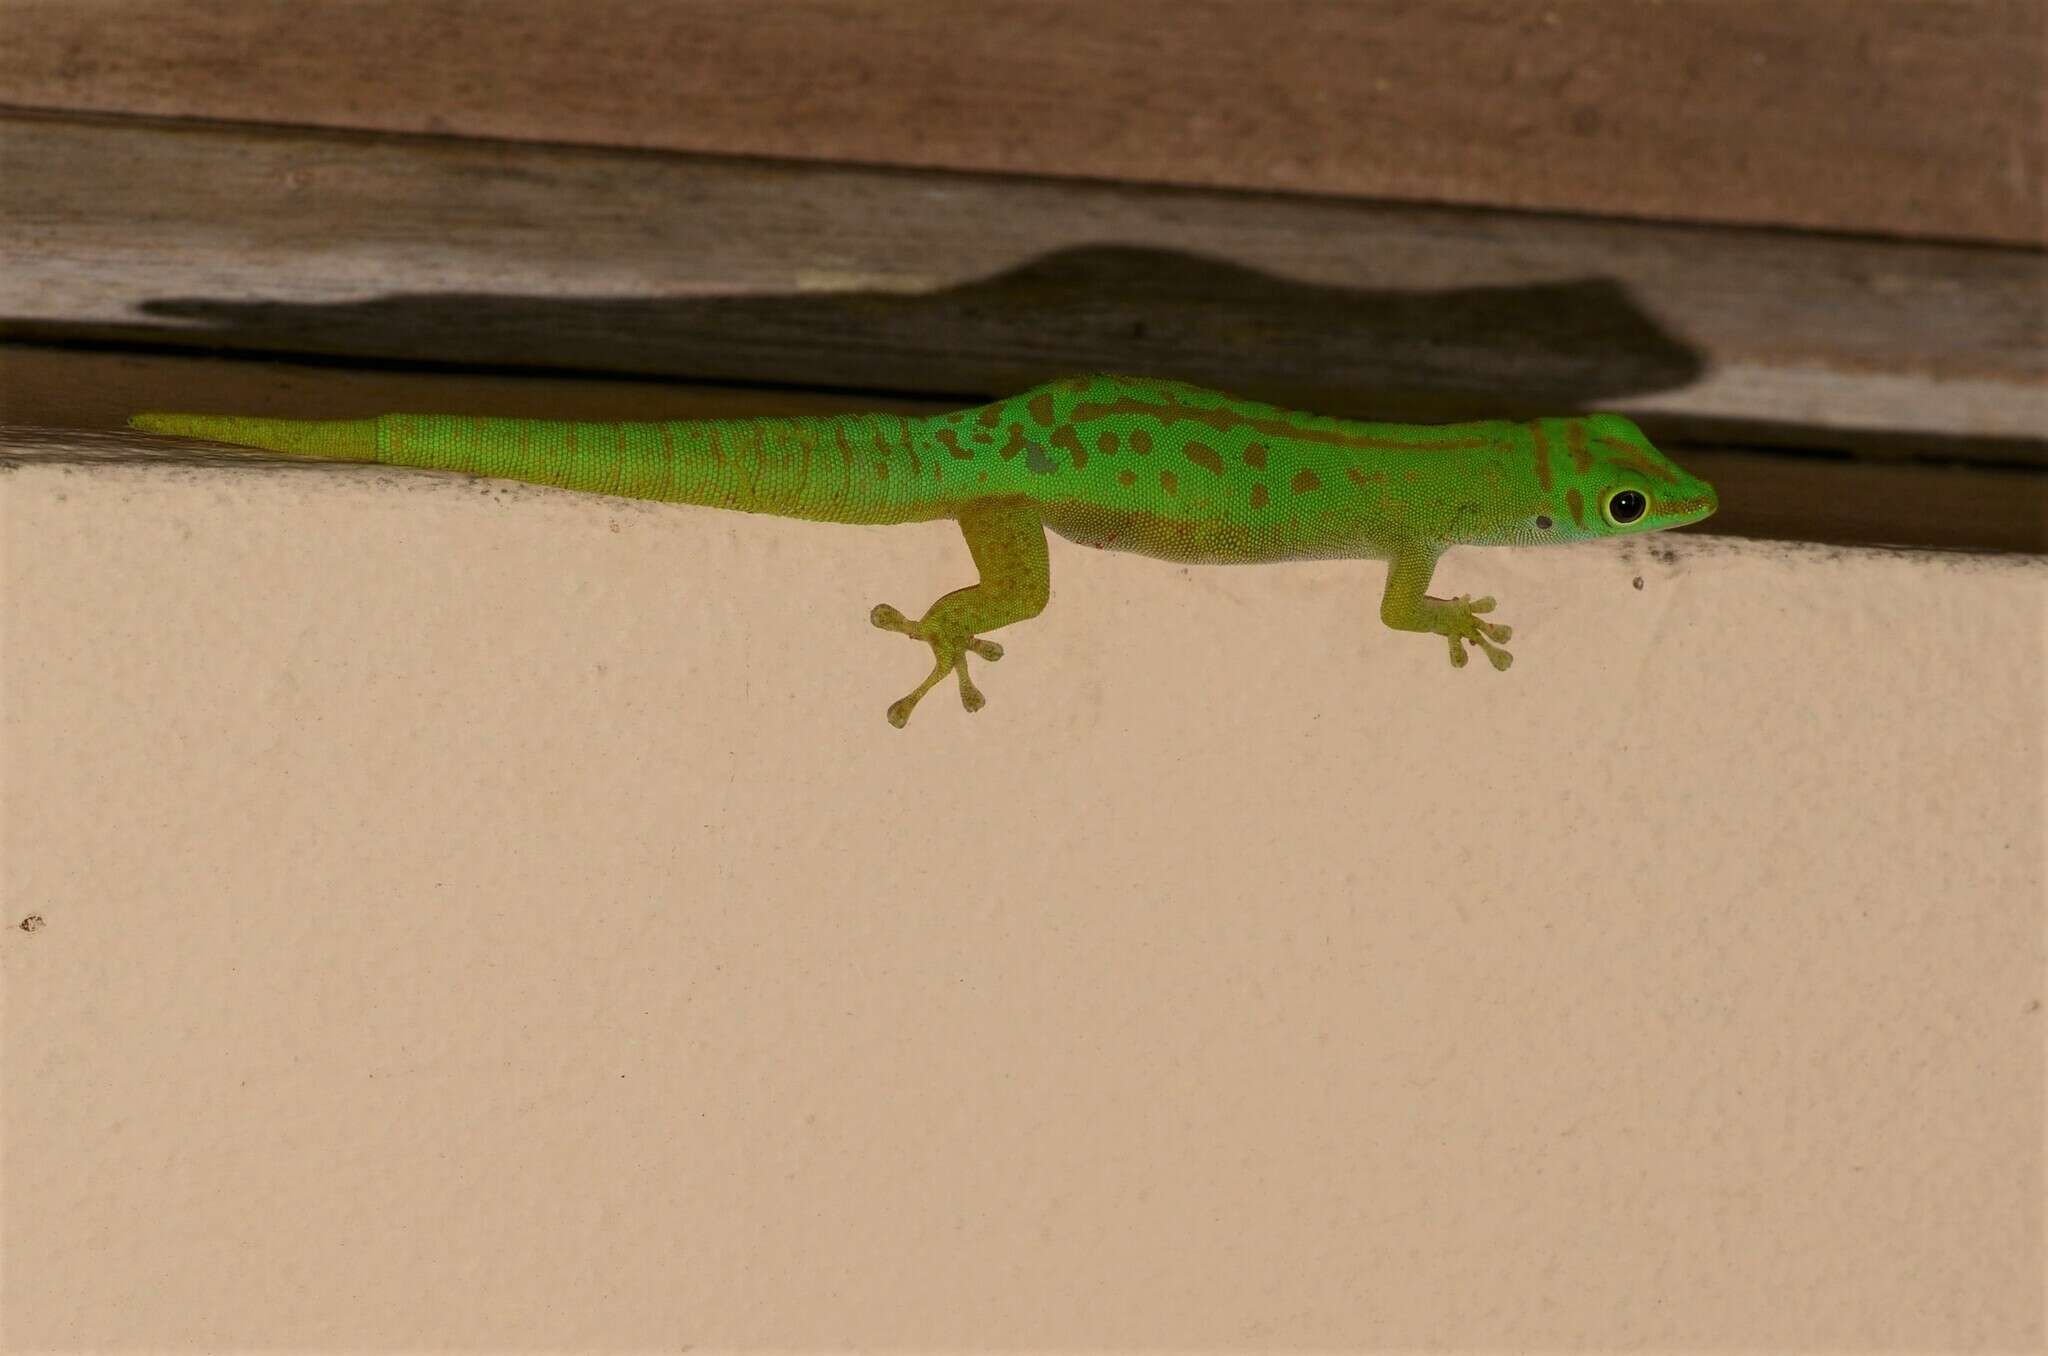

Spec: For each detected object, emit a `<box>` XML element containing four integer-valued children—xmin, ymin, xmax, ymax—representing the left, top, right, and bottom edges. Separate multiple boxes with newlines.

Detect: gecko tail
<box><xmin>128</xmin><ymin>413</ymin><xmax>381</xmax><ymax>462</ymax></box>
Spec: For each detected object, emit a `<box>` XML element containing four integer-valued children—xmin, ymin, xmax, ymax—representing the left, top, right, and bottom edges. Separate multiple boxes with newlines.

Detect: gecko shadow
<box><xmin>116</xmin><ymin>244</ymin><xmax>1704</xmax><ymax>418</ymax></box>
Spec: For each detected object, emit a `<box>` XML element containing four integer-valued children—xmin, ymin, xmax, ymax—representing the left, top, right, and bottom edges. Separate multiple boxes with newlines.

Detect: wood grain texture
<box><xmin>0</xmin><ymin>0</ymin><xmax>2040</xmax><ymax>245</ymax></box>
<box><xmin>5</xmin><ymin>113</ymin><xmax>2042</xmax><ymax>451</ymax></box>
<box><xmin>6</xmin><ymin>345</ymin><xmax>2042</xmax><ymax>553</ymax></box>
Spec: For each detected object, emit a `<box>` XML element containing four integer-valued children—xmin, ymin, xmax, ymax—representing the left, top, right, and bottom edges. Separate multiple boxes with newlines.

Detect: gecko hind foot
<box><xmin>870</xmin><ymin>603</ymin><xmax>1004</xmax><ymax>727</ymax></box>
<box><xmin>1443</xmin><ymin>595</ymin><xmax>1514</xmax><ymax>671</ymax></box>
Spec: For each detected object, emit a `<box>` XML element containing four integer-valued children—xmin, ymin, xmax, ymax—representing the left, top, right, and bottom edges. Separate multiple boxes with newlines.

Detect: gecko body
<box><xmin>131</xmin><ymin>373</ymin><xmax>1717</xmax><ymax>726</ymax></box>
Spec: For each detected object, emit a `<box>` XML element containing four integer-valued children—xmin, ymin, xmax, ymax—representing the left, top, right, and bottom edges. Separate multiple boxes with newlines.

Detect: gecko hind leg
<box><xmin>870</xmin><ymin>499</ymin><xmax>1049</xmax><ymax>728</ymax></box>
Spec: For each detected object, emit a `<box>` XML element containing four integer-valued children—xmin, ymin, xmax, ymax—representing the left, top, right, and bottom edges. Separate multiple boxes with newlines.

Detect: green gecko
<box><xmin>130</xmin><ymin>373</ymin><xmax>1716</xmax><ymax>727</ymax></box>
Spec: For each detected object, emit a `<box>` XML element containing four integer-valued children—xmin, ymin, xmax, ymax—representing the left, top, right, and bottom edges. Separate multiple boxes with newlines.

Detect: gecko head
<box><xmin>1523</xmin><ymin>414</ymin><xmax>1717</xmax><ymax>543</ymax></box>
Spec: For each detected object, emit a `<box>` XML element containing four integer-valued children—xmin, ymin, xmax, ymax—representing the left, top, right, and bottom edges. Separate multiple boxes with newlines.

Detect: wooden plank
<box><xmin>4</xmin><ymin>113</ymin><xmax>2042</xmax><ymax>454</ymax></box>
<box><xmin>0</xmin><ymin>0</ymin><xmax>2039</xmax><ymax>245</ymax></box>
<box><xmin>6</xmin><ymin>344</ymin><xmax>2041</xmax><ymax>554</ymax></box>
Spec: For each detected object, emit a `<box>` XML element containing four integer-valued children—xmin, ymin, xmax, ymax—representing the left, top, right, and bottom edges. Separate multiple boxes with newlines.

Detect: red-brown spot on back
<box><xmin>1160</xmin><ymin>469</ymin><xmax>1179</xmax><ymax>496</ymax></box>
<box><xmin>1185</xmin><ymin>441</ymin><xmax>1224</xmax><ymax>475</ymax></box>
<box><xmin>1291</xmin><ymin>468</ymin><xmax>1322</xmax><ymax>493</ymax></box>
<box><xmin>938</xmin><ymin>428</ymin><xmax>973</xmax><ymax>460</ymax></box>
<box><xmin>1243</xmin><ymin>443</ymin><xmax>1267</xmax><ymax>469</ymax></box>
<box><xmin>1068</xmin><ymin>394</ymin><xmax>1492</xmax><ymax>453</ymax></box>
<box><xmin>1117</xmin><ymin>469</ymin><xmax>1137</xmax><ymax>486</ymax></box>
<box><xmin>1097</xmin><ymin>430</ymin><xmax>1119</xmax><ymax>456</ymax></box>
<box><xmin>1028</xmin><ymin>394</ymin><xmax>1056</xmax><ymax>427</ymax></box>
<box><xmin>1250</xmin><ymin>483</ymin><xmax>1269</xmax><ymax>509</ymax></box>
<box><xmin>1131</xmin><ymin>430</ymin><xmax>1153</xmax><ymax>455</ymax></box>
<box><xmin>1052</xmin><ymin>425</ymin><xmax>1087</xmax><ymax>469</ymax></box>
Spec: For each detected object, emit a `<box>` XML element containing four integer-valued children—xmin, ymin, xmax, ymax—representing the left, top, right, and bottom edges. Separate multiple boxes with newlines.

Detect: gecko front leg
<box><xmin>1377</xmin><ymin>544</ymin><xmax>1514</xmax><ymax>671</ymax></box>
<box><xmin>870</xmin><ymin>498</ymin><xmax>1050</xmax><ymax>727</ymax></box>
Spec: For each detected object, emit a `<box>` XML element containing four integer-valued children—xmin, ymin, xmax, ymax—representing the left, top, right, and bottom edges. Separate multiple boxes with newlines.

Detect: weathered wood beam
<box><xmin>5</xmin><ymin>113</ymin><xmax>2041</xmax><ymax>453</ymax></box>
<box><xmin>2</xmin><ymin>0</ymin><xmax>2039</xmax><ymax>244</ymax></box>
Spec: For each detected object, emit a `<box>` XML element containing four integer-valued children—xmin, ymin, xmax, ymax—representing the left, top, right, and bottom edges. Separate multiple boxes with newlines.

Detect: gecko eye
<box><xmin>1604</xmin><ymin>489</ymin><xmax>1647</xmax><ymax>525</ymax></box>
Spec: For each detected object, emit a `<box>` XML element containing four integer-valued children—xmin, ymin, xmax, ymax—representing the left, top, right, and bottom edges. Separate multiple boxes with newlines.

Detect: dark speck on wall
<box><xmin>19</xmin><ymin>914</ymin><xmax>45</xmax><ymax>932</ymax></box>
<box><xmin>1632</xmin><ymin>576</ymin><xmax>1645</xmax><ymax>590</ymax></box>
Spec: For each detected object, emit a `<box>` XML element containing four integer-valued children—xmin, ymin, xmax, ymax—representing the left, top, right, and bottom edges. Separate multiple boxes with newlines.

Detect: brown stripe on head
<box><xmin>1566</xmin><ymin>486</ymin><xmax>1585</xmax><ymax>527</ymax></box>
<box><xmin>1566</xmin><ymin>422</ymin><xmax>1594</xmax><ymax>473</ymax></box>
<box><xmin>1530</xmin><ymin>422</ymin><xmax>1553</xmax><ymax>490</ymax></box>
<box><xmin>1653</xmin><ymin>492</ymin><xmax>1715</xmax><ymax>516</ymax></box>
<box><xmin>1597</xmin><ymin>433</ymin><xmax>1680</xmax><ymax>485</ymax></box>
<box><xmin>1564</xmin><ymin>426</ymin><xmax>1597</xmax><ymax>477</ymax></box>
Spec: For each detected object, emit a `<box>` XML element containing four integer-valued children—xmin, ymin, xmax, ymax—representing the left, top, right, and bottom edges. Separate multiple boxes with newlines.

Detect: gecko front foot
<box><xmin>870</xmin><ymin>603</ymin><xmax>1005</xmax><ymax>728</ymax></box>
<box><xmin>1442</xmin><ymin>595</ymin><xmax>1514</xmax><ymax>671</ymax></box>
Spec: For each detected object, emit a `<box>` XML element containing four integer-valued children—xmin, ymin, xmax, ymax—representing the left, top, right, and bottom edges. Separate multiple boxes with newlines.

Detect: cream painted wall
<box><xmin>4</xmin><ymin>446</ymin><xmax>2042</xmax><ymax>1347</ymax></box>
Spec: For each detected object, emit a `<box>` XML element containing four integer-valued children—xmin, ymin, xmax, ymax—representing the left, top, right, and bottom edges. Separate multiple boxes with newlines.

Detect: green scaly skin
<box><xmin>130</xmin><ymin>373</ymin><xmax>1717</xmax><ymax>727</ymax></box>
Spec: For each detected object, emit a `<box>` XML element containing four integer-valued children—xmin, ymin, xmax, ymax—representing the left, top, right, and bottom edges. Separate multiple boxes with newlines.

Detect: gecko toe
<box><xmin>874</xmin><ymin>607</ymin><xmax>1008</xmax><ymax>726</ymax></box>
<box><xmin>1438</xmin><ymin>596</ymin><xmax>1515</xmax><ymax>671</ymax></box>
<box><xmin>957</xmin><ymin>670</ymin><xmax>987</xmax><ymax>712</ymax></box>
<box><xmin>886</xmin><ymin>657</ymin><xmax>952</xmax><ymax>728</ymax></box>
